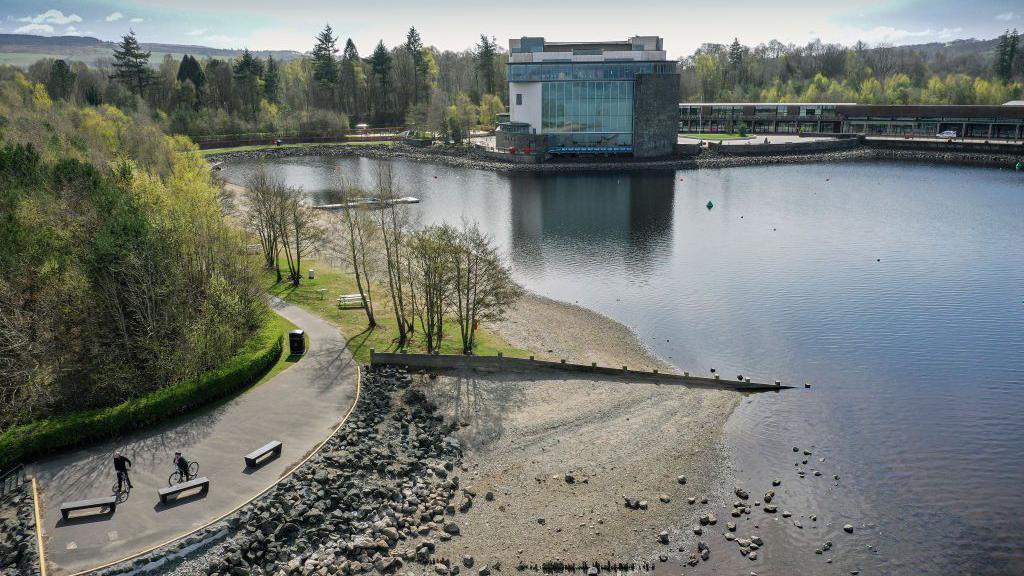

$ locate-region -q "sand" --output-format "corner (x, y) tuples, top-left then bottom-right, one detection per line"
(422, 292), (742, 568)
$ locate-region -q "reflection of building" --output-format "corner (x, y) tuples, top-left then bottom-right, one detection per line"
(498, 36), (679, 158)
(679, 103), (1024, 139)
(509, 173), (675, 275)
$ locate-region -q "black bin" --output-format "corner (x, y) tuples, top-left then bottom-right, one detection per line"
(288, 330), (305, 355)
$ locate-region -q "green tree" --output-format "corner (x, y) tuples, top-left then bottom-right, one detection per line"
(369, 40), (393, 118)
(406, 26), (428, 104)
(110, 30), (152, 96)
(340, 39), (363, 117)
(232, 49), (264, 121)
(263, 55), (280, 104)
(475, 35), (497, 95)
(48, 59), (75, 100)
(312, 24), (339, 109)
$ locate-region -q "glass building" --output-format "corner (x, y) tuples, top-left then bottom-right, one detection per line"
(499, 36), (679, 157)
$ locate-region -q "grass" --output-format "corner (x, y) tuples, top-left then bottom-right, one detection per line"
(262, 257), (532, 364)
(679, 133), (751, 140)
(201, 141), (396, 157)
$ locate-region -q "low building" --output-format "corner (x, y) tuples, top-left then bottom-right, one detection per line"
(678, 103), (1024, 139)
(498, 36), (679, 158)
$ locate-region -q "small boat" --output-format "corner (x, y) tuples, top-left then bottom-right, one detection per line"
(313, 197), (420, 210)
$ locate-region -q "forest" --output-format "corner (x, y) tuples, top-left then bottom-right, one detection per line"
(678, 31), (1023, 104)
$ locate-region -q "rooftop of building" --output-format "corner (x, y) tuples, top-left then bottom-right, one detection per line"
(508, 36), (666, 64)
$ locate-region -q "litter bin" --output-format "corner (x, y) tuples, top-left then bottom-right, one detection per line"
(308, 269), (315, 279)
(289, 329), (305, 355)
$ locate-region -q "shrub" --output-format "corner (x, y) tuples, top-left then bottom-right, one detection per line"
(0, 319), (283, 470)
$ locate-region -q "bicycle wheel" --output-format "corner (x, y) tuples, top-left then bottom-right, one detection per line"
(169, 471), (183, 486)
(189, 461), (198, 477)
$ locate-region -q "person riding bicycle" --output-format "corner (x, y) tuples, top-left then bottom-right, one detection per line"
(173, 451), (191, 480)
(113, 450), (133, 491)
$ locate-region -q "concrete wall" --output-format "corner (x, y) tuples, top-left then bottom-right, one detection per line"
(674, 143), (702, 157)
(709, 137), (861, 156)
(632, 74), (680, 158)
(865, 138), (1024, 155)
(509, 82), (542, 133)
(370, 351), (790, 392)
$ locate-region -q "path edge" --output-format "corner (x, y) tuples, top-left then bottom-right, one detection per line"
(62, 364), (363, 576)
(33, 475), (48, 576)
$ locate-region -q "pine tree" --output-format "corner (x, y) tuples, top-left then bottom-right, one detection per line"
(111, 30), (152, 96)
(406, 26), (428, 104)
(312, 25), (339, 86)
(475, 35), (497, 96)
(48, 59), (75, 100)
(370, 40), (392, 90)
(264, 55), (280, 104)
(233, 49), (264, 120)
(341, 38), (361, 114)
(176, 55), (205, 90)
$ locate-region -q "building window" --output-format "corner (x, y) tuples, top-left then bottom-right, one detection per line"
(540, 80), (633, 134)
(516, 94), (523, 106)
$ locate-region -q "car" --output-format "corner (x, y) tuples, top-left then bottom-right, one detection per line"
(936, 130), (958, 139)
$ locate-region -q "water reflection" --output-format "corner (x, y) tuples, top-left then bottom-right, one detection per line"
(509, 172), (675, 278)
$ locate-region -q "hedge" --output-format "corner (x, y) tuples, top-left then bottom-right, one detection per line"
(0, 319), (283, 470)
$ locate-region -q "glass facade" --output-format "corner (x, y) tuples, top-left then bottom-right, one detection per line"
(509, 61), (676, 82)
(542, 81), (633, 134)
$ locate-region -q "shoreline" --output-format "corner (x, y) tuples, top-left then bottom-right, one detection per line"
(206, 140), (1023, 173)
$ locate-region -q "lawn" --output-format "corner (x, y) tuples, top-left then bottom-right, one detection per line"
(679, 133), (752, 140)
(262, 257), (532, 364)
(250, 311), (302, 387)
(201, 141), (397, 157)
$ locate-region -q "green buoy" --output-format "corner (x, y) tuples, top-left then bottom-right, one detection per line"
(706, 200), (714, 210)
(1016, 161), (1022, 171)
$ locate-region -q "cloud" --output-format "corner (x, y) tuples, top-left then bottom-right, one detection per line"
(185, 29), (208, 36)
(18, 9), (82, 25)
(996, 12), (1018, 21)
(130, 18), (144, 23)
(105, 12), (123, 22)
(854, 26), (963, 45)
(14, 23), (55, 34)
(64, 26), (83, 36)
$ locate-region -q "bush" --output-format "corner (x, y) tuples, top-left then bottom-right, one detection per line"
(0, 319), (283, 470)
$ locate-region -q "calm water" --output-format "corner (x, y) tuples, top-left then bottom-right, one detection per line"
(222, 157), (1024, 575)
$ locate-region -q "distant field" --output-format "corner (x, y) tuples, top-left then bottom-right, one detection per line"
(0, 52), (61, 66)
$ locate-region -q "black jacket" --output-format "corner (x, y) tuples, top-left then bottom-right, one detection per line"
(113, 454), (132, 472)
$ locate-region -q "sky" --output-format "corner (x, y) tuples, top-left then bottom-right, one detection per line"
(0, 0), (1021, 57)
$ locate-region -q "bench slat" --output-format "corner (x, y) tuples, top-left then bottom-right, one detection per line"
(158, 476), (209, 503)
(61, 496), (116, 518)
(244, 440), (282, 466)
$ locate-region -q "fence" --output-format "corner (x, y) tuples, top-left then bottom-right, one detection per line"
(0, 463), (26, 500)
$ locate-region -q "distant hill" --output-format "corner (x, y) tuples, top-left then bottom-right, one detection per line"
(0, 34), (304, 67)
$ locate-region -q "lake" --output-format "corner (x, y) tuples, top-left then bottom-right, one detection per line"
(221, 156), (1024, 575)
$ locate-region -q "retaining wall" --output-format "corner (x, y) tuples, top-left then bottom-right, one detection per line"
(709, 137), (862, 156)
(865, 138), (1024, 155)
(370, 350), (791, 392)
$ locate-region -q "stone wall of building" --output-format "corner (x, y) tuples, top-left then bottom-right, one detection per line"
(632, 73), (680, 158)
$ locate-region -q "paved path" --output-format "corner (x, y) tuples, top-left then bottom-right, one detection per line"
(30, 298), (358, 576)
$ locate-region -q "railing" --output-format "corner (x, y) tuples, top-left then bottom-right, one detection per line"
(0, 463), (26, 500)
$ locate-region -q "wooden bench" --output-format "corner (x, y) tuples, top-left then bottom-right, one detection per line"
(244, 440), (283, 468)
(60, 496), (116, 519)
(336, 294), (368, 309)
(158, 476), (209, 504)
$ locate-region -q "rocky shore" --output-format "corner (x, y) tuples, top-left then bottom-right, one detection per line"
(0, 482), (39, 576)
(206, 141), (1021, 173)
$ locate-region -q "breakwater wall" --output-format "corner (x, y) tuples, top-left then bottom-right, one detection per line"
(709, 137), (862, 156)
(369, 350), (793, 392)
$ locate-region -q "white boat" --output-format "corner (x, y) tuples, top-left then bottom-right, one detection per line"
(313, 197), (420, 210)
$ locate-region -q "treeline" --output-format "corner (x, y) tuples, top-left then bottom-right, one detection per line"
(243, 164), (521, 354)
(680, 30), (1024, 104)
(20, 26), (508, 139)
(0, 69), (266, 430)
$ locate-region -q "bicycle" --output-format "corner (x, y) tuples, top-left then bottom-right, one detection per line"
(168, 460), (199, 486)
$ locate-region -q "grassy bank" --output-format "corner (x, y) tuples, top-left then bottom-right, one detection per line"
(264, 257), (531, 364)
(679, 133), (750, 140)
(202, 141), (397, 157)
(0, 312), (294, 470)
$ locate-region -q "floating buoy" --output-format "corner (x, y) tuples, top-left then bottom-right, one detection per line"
(1016, 161), (1022, 171)
(706, 200), (714, 209)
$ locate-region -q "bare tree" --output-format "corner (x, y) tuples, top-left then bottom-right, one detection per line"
(409, 224), (458, 353)
(373, 162), (415, 346)
(277, 189), (325, 287)
(450, 223), (522, 355)
(243, 165), (283, 282)
(326, 177), (380, 327)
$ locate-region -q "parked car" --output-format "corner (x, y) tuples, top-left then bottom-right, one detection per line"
(936, 130), (958, 139)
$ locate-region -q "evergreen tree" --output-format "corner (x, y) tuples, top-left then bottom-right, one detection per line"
(176, 54), (205, 90)
(475, 34), (497, 95)
(370, 40), (392, 90)
(233, 49), (264, 121)
(111, 30), (152, 96)
(264, 55), (280, 104)
(406, 26), (428, 104)
(340, 38), (361, 114)
(48, 59), (75, 100)
(312, 25), (339, 86)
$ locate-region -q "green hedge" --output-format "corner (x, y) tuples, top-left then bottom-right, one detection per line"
(0, 320), (283, 470)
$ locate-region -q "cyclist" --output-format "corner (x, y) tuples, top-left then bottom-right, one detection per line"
(173, 451), (191, 481)
(113, 450), (133, 491)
